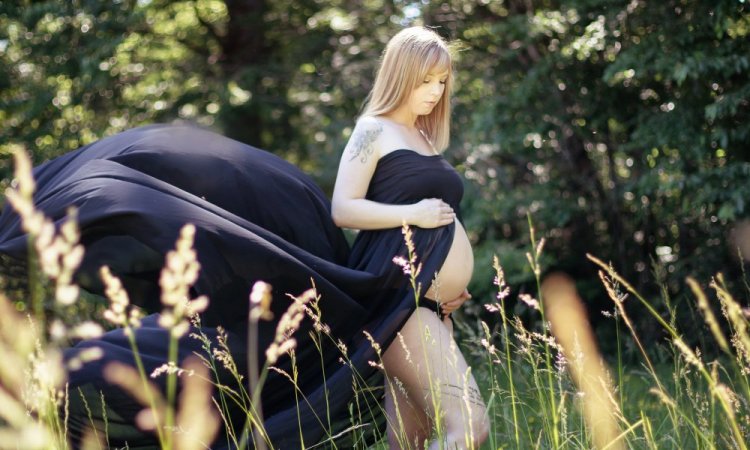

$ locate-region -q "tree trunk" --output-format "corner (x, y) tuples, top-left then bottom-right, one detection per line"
(220, 0), (268, 75)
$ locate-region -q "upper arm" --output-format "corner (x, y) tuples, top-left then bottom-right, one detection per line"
(332, 117), (384, 204)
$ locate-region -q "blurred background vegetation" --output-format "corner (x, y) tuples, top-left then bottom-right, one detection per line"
(1, 0), (748, 355)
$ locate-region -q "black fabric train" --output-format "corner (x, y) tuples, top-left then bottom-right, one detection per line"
(0, 124), (464, 449)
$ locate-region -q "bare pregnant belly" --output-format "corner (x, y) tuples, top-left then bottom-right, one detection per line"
(424, 219), (474, 303)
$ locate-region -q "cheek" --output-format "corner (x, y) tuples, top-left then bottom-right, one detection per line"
(414, 84), (432, 97)
(408, 88), (424, 105)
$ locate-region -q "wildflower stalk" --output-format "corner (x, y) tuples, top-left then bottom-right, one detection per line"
(248, 364), (271, 447)
(640, 412), (657, 450)
(165, 336), (179, 448)
(709, 275), (750, 427)
(587, 254), (677, 340)
(156, 224), (210, 449)
(596, 266), (667, 397)
(588, 255), (748, 450)
(290, 296), (392, 446)
(100, 265), (165, 445)
(246, 309), (261, 450)
(191, 324), (244, 446)
(650, 385), (711, 448)
(240, 280), (273, 450)
(236, 359), (272, 450)
(491, 255), (520, 448)
(686, 275), (750, 428)
(132, 333), (165, 442)
(305, 287), (333, 434)
(292, 352), (303, 447)
(27, 239), (44, 324)
(241, 287), (314, 449)
(5, 147), (88, 446)
(479, 326), (498, 450)
(711, 274), (750, 366)
(614, 306), (624, 409)
(7, 148), (85, 324)
(527, 214), (559, 448)
(6, 148), (43, 324)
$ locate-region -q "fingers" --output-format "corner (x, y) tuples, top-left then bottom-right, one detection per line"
(442, 300), (459, 310)
(442, 300), (461, 312)
(439, 290), (472, 314)
(442, 305), (458, 315)
(416, 199), (456, 228)
(434, 199), (454, 213)
(439, 204), (456, 225)
(439, 216), (455, 226)
(440, 300), (463, 314)
(442, 293), (468, 309)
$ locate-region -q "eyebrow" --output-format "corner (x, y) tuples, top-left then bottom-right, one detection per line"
(425, 72), (450, 78)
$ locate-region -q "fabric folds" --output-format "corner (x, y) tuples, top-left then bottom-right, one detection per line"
(0, 124), (460, 449)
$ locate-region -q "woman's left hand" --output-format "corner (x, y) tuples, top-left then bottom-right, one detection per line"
(440, 289), (471, 316)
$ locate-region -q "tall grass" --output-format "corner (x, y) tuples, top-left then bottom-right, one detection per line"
(1, 146), (749, 449)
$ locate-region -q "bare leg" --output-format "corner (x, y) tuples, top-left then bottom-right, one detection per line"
(382, 307), (490, 449)
(384, 374), (431, 448)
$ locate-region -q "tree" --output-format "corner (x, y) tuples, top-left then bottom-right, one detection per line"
(421, 0), (750, 343)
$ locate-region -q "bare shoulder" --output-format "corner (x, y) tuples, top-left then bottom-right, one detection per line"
(345, 116), (385, 164)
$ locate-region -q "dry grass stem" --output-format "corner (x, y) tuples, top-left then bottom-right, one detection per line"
(266, 288), (316, 365)
(542, 272), (624, 450)
(687, 277), (730, 353)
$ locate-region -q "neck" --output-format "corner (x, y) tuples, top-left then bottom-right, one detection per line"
(384, 106), (417, 129)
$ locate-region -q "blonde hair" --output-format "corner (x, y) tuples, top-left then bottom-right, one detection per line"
(361, 27), (454, 152)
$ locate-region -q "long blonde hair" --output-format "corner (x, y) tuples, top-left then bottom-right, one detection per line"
(360, 27), (454, 152)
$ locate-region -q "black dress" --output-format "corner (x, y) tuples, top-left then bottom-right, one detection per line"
(0, 124), (464, 449)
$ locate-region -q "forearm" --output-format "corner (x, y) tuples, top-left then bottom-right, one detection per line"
(331, 198), (413, 230)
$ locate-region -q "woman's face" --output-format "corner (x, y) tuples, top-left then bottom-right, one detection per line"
(407, 69), (449, 116)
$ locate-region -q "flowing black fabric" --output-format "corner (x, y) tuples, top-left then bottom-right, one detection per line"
(0, 124), (464, 449)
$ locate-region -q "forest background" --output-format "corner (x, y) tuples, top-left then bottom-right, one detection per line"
(1, 0), (749, 357)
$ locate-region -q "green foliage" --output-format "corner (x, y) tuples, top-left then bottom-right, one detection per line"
(422, 1), (750, 344)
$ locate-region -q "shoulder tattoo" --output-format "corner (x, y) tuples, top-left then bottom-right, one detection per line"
(347, 122), (383, 163)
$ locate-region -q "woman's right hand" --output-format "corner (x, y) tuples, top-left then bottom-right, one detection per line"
(411, 198), (455, 228)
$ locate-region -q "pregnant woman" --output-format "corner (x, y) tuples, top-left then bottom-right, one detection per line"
(0, 27), (488, 449)
(333, 27), (488, 448)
